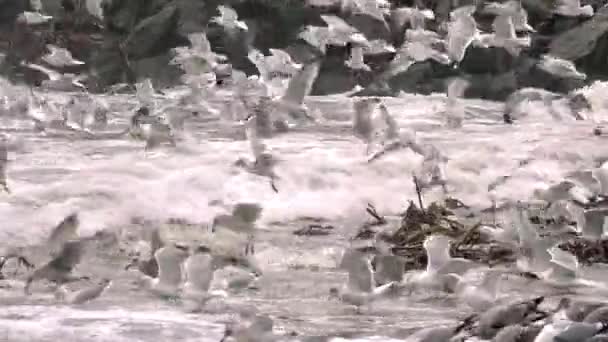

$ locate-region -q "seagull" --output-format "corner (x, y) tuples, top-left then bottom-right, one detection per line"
(21, 62), (87, 91)
(400, 234), (475, 295)
(221, 313), (276, 342)
(125, 227), (164, 279)
(352, 97), (382, 154)
(492, 323), (543, 341)
(47, 213), (80, 257)
(132, 243), (189, 299)
(537, 55), (587, 80)
(42, 45), (85, 68)
(444, 269), (505, 311)
(404, 316), (475, 342)
(211, 5), (249, 33)
(535, 319), (607, 342)
(211, 203), (263, 255)
(181, 245), (228, 311)
(444, 77), (469, 128)
(17, 11), (52, 25)
(539, 246), (606, 289)
(273, 57), (322, 122)
(390, 6), (435, 33)
(382, 28), (449, 78)
(25, 238), (94, 295)
(0, 135), (9, 193)
(298, 25), (331, 53)
(475, 296), (545, 339)
(54, 278), (112, 305)
(553, 0), (594, 17)
(367, 103), (422, 163)
(345, 43), (371, 71)
(320, 15), (367, 47)
(446, 5), (480, 66)
(479, 14), (531, 56)
(329, 250), (396, 313)
(128, 106), (176, 150)
(268, 48), (302, 75)
(484, 0), (535, 32)
(236, 112), (280, 192)
(171, 32), (228, 73)
(583, 208), (608, 239)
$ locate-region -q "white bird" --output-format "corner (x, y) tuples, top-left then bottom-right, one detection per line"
(401, 234), (475, 294)
(479, 14), (531, 56)
(447, 5), (480, 65)
(484, 0), (535, 32)
(84, 0), (104, 20)
(329, 251), (396, 313)
(181, 246), (228, 312)
(363, 39), (396, 55)
(212, 203), (263, 256)
(54, 278), (112, 305)
(537, 55), (587, 80)
(390, 6), (435, 32)
(352, 97), (381, 154)
(172, 32), (227, 73)
(367, 103), (422, 163)
(43, 45), (85, 68)
(476, 296), (544, 339)
(135, 78), (156, 109)
(268, 48), (302, 75)
(553, 0), (594, 17)
(345, 44), (371, 71)
(383, 28), (449, 78)
(133, 244), (189, 299)
(211, 5), (248, 32)
(0, 135), (9, 193)
(21, 62), (87, 91)
(535, 319), (606, 342)
(540, 245), (606, 289)
(17, 11), (52, 25)
(583, 208), (608, 240)
(222, 313), (277, 342)
(298, 25), (331, 53)
(273, 58), (322, 122)
(444, 269), (505, 311)
(445, 77), (469, 128)
(320, 15), (366, 47)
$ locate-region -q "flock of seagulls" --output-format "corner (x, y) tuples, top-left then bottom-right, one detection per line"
(0, 0), (607, 341)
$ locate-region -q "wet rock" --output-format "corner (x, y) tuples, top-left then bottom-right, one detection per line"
(549, 6), (608, 76)
(123, 4), (180, 60)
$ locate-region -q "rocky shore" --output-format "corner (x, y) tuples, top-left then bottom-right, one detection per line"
(1, 0), (607, 100)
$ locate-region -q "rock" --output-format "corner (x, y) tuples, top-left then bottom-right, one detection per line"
(123, 4), (180, 60)
(549, 6), (608, 73)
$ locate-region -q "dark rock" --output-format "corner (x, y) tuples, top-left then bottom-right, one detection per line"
(123, 4), (180, 60)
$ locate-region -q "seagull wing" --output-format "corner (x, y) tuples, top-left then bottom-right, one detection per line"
(218, 5), (238, 22)
(48, 240), (86, 272)
(447, 16), (477, 63)
(184, 253), (214, 292)
(154, 246), (185, 288)
(245, 116), (266, 160)
(21, 62), (61, 81)
(189, 33), (212, 54)
(321, 14), (357, 34)
(492, 14), (516, 39)
(548, 246), (579, 272)
(280, 58), (321, 107)
(447, 77), (470, 100)
(377, 103), (399, 140)
(346, 254), (374, 293)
